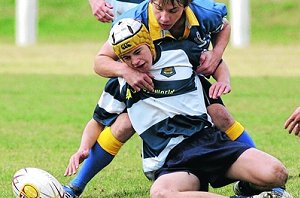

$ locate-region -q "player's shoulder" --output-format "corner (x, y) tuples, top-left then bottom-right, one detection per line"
(104, 77), (126, 94)
(190, 0), (227, 17)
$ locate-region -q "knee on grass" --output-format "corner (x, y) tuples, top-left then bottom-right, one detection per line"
(265, 161), (288, 187)
(253, 157), (288, 188)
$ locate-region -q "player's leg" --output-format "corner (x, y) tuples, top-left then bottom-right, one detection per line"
(64, 113), (134, 197)
(109, 112), (135, 142)
(150, 172), (230, 198)
(207, 103), (256, 147)
(200, 76), (256, 147)
(226, 148), (292, 197)
(149, 172), (268, 198)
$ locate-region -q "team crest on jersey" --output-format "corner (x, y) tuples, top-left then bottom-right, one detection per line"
(160, 67), (176, 77)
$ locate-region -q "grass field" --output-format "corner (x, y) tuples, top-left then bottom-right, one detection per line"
(1, 43), (300, 197)
(1, 0), (300, 197)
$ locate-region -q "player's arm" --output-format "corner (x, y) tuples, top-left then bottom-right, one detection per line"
(198, 18), (231, 76)
(94, 41), (154, 92)
(209, 59), (231, 99)
(77, 119), (103, 158)
(89, 0), (114, 22)
(188, 40), (231, 99)
(64, 119), (104, 176)
(211, 18), (231, 63)
(64, 77), (128, 176)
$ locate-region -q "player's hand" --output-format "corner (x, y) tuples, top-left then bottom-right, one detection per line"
(89, 0), (114, 23)
(196, 50), (221, 76)
(284, 107), (300, 137)
(64, 149), (89, 176)
(122, 67), (154, 92)
(209, 81), (231, 99)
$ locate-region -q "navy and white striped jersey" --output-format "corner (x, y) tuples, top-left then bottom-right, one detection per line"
(94, 39), (213, 176)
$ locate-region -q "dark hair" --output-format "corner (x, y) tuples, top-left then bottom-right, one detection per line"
(151, 0), (191, 8)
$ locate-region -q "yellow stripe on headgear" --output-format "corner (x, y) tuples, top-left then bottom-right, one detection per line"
(108, 18), (156, 60)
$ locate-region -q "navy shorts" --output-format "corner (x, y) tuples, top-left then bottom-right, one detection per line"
(154, 127), (251, 188)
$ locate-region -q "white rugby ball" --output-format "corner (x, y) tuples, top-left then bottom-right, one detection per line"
(12, 167), (65, 198)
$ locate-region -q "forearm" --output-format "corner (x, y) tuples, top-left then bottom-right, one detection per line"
(211, 19), (231, 60)
(93, 41), (129, 78)
(212, 60), (230, 84)
(78, 119), (104, 151)
(94, 54), (129, 78)
(207, 60), (231, 99)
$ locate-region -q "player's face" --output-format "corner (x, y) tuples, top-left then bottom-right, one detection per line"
(121, 45), (153, 73)
(151, 0), (185, 30)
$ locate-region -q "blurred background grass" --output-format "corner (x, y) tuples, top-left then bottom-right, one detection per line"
(1, 0), (300, 44)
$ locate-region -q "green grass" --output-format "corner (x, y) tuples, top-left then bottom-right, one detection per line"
(1, 73), (300, 197)
(1, 0), (300, 197)
(1, 0), (300, 44)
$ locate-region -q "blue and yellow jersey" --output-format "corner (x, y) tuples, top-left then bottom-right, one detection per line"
(93, 39), (212, 177)
(114, 0), (227, 48)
